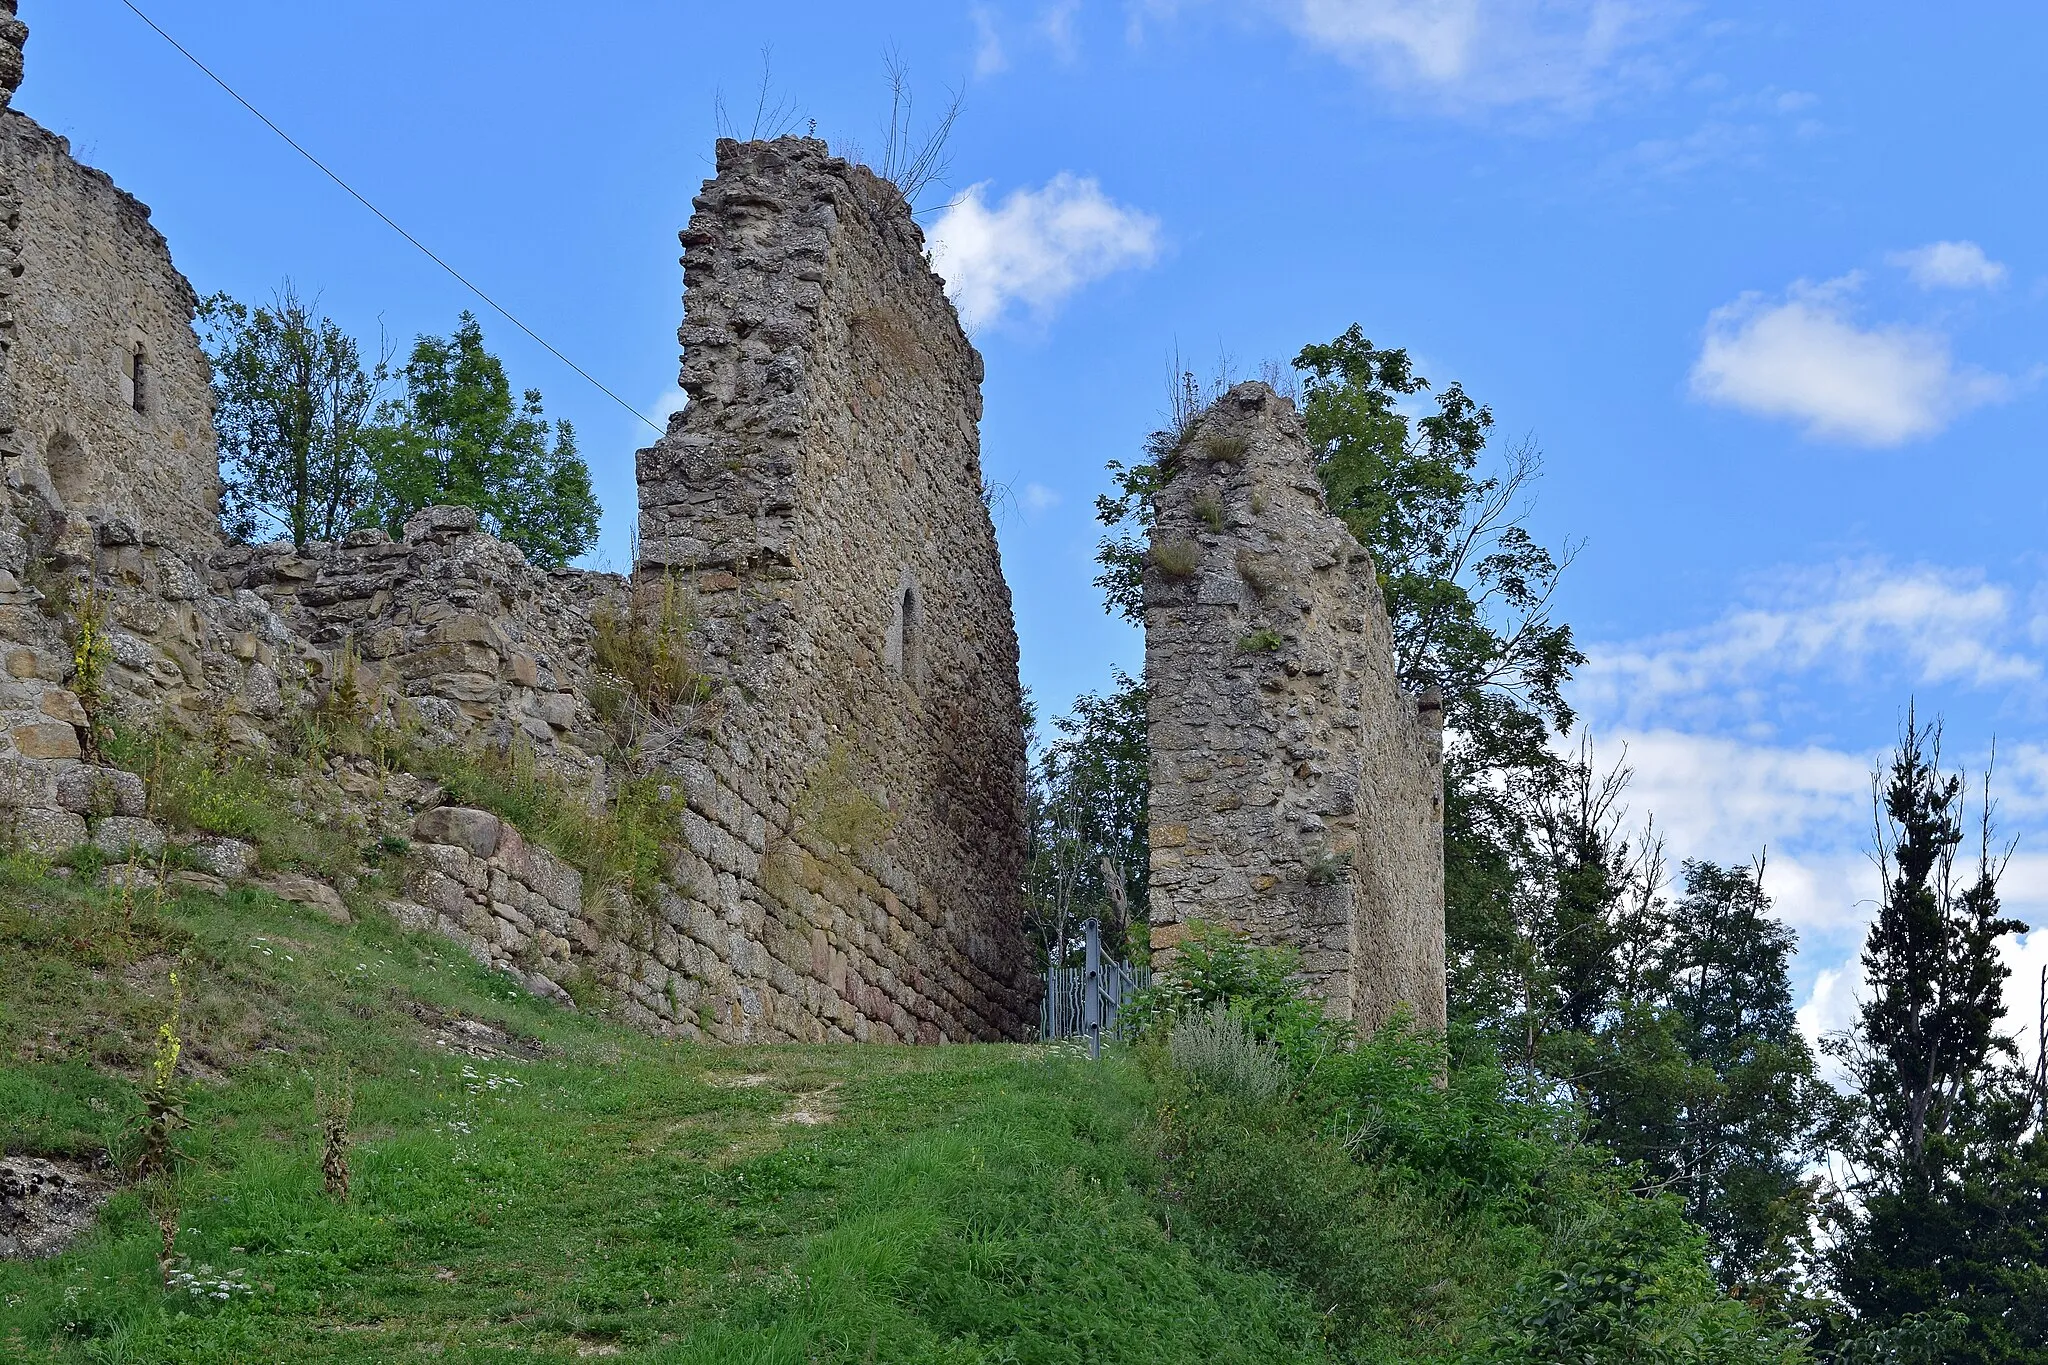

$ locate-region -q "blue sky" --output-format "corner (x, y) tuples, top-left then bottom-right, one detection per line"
(27, 0), (2048, 1049)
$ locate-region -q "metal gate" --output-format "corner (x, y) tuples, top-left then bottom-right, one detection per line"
(1039, 917), (1149, 1057)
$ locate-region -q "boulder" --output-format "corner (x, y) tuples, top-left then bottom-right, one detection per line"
(414, 806), (503, 860)
(89, 816), (165, 860)
(187, 836), (258, 881)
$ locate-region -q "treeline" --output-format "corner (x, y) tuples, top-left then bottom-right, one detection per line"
(200, 287), (600, 567)
(1033, 329), (2048, 1362)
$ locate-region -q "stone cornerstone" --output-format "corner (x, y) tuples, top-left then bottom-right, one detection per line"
(1144, 382), (1447, 1033)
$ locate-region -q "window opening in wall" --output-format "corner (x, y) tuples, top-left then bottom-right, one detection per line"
(901, 584), (921, 689)
(886, 575), (925, 692)
(129, 345), (147, 414)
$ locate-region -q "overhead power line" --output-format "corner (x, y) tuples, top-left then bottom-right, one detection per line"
(115, 0), (662, 435)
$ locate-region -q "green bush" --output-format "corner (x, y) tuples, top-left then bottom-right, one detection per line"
(1128, 922), (1345, 1065)
(1168, 1004), (1288, 1103)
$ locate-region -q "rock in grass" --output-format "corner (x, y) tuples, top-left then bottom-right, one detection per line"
(260, 873), (351, 925)
(187, 836), (258, 881)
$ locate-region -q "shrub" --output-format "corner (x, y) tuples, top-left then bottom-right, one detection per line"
(1151, 537), (1200, 579)
(1127, 922), (1343, 1067)
(1168, 1004), (1287, 1103)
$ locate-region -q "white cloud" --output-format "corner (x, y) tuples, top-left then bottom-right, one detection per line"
(1579, 562), (2039, 728)
(971, 6), (1008, 76)
(1888, 239), (2008, 291)
(928, 174), (1162, 331)
(1040, 0), (1083, 61)
(1597, 729), (1872, 869)
(1277, 0), (1672, 109)
(1021, 481), (1062, 512)
(645, 386), (686, 431)
(1690, 274), (2009, 445)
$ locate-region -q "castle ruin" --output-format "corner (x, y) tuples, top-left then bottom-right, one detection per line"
(0, 0), (1438, 1045)
(1144, 384), (1447, 1033)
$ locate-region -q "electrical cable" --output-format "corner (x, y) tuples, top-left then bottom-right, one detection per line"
(115, 0), (662, 434)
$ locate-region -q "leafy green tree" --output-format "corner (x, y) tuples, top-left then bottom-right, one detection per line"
(1824, 713), (2048, 1363)
(368, 312), (599, 567)
(199, 286), (386, 549)
(1025, 670), (1148, 963)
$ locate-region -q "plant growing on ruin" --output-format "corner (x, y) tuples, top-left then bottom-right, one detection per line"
(796, 743), (898, 856)
(67, 577), (113, 758)
(1199, 432), (1249, 464)
(1192, 489), (1227, 534)
(1235, 549), (1284, 596)
(591, 572), (711, 729)
(1235, 627), (1284, 654)
(1305, 846), (1352, 886)
(1151, 537), (1199, 580)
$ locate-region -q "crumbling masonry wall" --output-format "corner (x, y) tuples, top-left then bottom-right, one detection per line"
(0, 4), (219, 556)
(634, 137), (1035, 1043)
(1145, 383), (1447, 1033)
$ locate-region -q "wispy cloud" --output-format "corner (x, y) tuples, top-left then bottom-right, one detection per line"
(1690, 273), (2009, 445)
(1579, 561), (2040, 728)
(1040, 0), (1083, 61)
(1274, 0), (1677, 110)
(929, 174), (1162, 331)
(1888, 239), (2009, 291)
(971, 5), (1008, 76)
(1021, 481), (1062, 513)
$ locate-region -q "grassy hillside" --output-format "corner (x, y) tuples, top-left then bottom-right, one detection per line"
(0, 855), (1800, 1362)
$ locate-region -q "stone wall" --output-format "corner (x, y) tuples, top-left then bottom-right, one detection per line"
(1144, 382), (1446, 1033)
(633, 137), (1035, 1043)
(216, 505), (620, 774)
(0, 4), (220, 556)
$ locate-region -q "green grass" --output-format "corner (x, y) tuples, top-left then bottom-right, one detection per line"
(0, 858), (1326, 1362)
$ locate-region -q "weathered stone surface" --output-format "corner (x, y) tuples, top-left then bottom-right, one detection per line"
(89, 814), (163, 859)
(187, 836), (256, 881)
(1145, 383), (1446, 1033)
(261, 873), (350, 924)
(11, 720), (78, 759)
(414, 806), (503, 860)
(0, 91), (220, 552)
(0, 1156), (109, 1261)
(630, 137), (1035, 1042)
(10, 804), (81, 855)
(54, 763), (146, 816)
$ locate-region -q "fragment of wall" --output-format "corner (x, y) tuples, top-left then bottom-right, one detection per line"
(1144, 382), (1447, 1033)
(216, 506), (618, 772)
(0, 104), (220, 557)
(634, 136), (1035, 1044)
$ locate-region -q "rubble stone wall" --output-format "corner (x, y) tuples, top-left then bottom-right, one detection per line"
(217, 506), (621, 774)
(633, 137), (1035, 1043)
(0, 72), (220, 555)
(1144, 383), (1447, 1033)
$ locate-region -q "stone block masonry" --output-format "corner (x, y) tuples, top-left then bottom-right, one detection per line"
(634, 137), (1036, 1043)
(1145, 382), (1447, 1034)
(0, 1), (220, 556)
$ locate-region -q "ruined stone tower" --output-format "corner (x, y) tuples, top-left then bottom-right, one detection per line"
(633, 138), (1035, 1042)
(1145, 383), (1446, 1033)
(0, 2), (220, 555)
